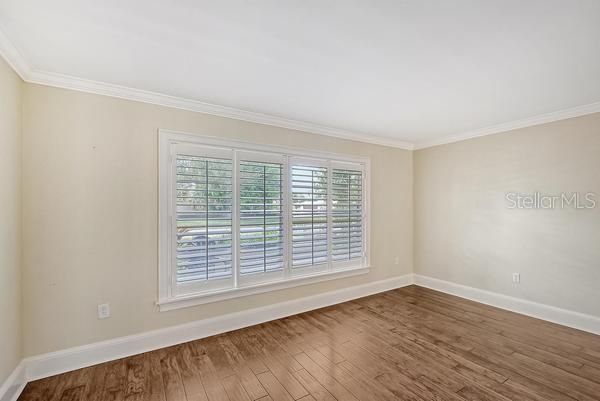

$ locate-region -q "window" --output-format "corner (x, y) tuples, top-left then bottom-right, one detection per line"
(159, 131), (370, 310)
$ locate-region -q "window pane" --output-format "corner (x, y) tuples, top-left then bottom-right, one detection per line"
(291, 165), (328, 267)
(239, 160), (284, 275)
(176, 155), (233, 283)
(332, 168), (363, 261)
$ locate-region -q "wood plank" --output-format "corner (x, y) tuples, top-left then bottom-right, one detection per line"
(256, 371), (295, 401)
(58, 386), (85, 401)
(216, 333), (269, 399)
(158, 348), (187, 401)
(101, 359), (127, 401)
(124, 353), (147, 401)
(189, 343), (231, 401)
(147, 351), (167, 401)
(293, 353), (359, 401)
(174, 344), (209, 401)
(292, 369), (336, 401)
(222, 375), (252, 401)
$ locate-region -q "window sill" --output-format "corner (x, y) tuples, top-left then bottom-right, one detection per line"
(157, 266), (370, 312)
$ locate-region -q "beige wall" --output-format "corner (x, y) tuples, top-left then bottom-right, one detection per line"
(16, 70), (600, 360)
(0, 58), (22, 383)
(415, 113), (600, 317)
(21, 83), (413, 356)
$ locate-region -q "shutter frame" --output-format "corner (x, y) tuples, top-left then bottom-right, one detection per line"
(171, 145), (235, 296)
(237, 152), (285, 283)
(289, 158), (330, 274)
(331, 166), (364, 263)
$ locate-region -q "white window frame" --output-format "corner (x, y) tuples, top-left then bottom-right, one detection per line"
(158, 129), (371, 311)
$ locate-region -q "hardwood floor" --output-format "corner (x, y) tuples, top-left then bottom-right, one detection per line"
(19, 285), (600, 401)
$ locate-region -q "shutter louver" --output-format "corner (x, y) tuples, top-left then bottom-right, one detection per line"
(332, 168), (363, 261)
(175, 155), (233, 283)
(291, 165), (328, 267)
(239, 160), (284, 275)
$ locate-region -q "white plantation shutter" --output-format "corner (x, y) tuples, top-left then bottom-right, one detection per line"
(239, 156), (284, 275)
(290, 163), (329, 268)
(332, 167), (363, 262)
(159, 132), (370, 306)
(175, 153), (233, 285)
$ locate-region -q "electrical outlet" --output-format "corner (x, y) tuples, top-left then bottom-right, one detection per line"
(394, 256), (400, 265)
(97, 303), (111, 319)
(512, 273), (520, 284)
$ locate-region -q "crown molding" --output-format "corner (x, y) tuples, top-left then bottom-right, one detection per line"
(413, 101), (600, 150)
(25, 65), (600, 152)
(0, 26), (414, 150)
(3, 26), (600, 151)
(24, 69), (415, 150)
(0, 27), (30, 80)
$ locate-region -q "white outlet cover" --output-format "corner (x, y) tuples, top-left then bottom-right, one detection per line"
(512, 273), (521, 283)
(97, 303), (111, 319)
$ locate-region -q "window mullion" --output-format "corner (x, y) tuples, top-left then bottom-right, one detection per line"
(283, 155), (291, 278)
(327, 161), (333, 270)
(169, 150), (177, 299)
(233, 150), (240, 289)
(363, 171), (368, 266)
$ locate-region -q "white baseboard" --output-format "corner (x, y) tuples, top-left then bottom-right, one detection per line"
(0, 362), (26, 401)
(11, 272), (597, 401)
(23, 274), (413, 382)
(414, 274), (600, 335)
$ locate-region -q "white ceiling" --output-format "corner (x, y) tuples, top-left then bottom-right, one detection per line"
(1, 0), (600, 148)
